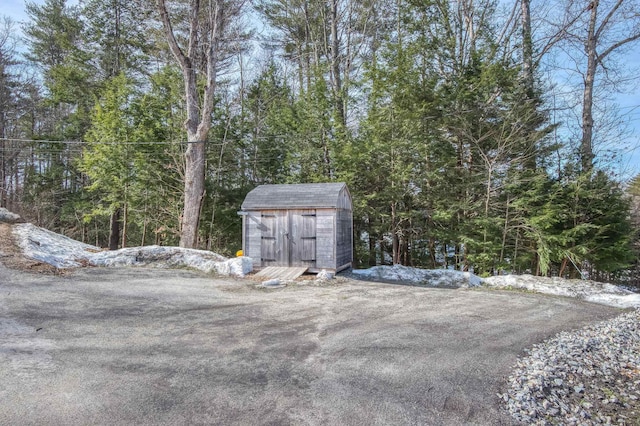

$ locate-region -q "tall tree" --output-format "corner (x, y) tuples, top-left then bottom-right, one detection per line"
(156, 0), (245, 248)
(0, 17), (22, 209)
(79, 73), (135, 250)
(578, 0), (640, 171)
(538, 0), (640, 172)
(82, 0), (153, 79)
(23, 0), (93, 140)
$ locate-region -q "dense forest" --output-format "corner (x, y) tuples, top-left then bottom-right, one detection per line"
(1, 0), (640, 282)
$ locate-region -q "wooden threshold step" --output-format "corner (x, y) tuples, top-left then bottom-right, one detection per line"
(255, 266), (308, 281)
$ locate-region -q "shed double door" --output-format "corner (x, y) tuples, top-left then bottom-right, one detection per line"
(261, 209), (316, 267)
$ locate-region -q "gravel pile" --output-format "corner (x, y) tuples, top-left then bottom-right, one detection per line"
(500, 310), (640, 425)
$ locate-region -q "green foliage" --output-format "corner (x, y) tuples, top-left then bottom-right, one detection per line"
(79, 71), (184, 247)
(516, 170), (633, 277)
(79, 73), (135, 229)
(7, 0), (635, 282)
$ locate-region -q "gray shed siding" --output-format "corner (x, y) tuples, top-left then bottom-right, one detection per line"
(315, 210), (335, 270)
(336, 208), (353, 268)
(241, 183), (352, 272)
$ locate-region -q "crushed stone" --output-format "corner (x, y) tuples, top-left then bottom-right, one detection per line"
(500, 309), (640, 425)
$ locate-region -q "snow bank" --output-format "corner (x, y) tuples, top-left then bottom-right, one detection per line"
(14, 223), (98, 268)
(10, 219), (640, 304)
(12, 223), (252, 277)
(484, 274), (640, 309)
(0, 208), (22, 223)
(352, 265), (639, 309)
(352, 264), (482, 288)
(90, 246), (224, 267)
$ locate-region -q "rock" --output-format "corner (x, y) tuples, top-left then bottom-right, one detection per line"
(316, 269), (334, 281)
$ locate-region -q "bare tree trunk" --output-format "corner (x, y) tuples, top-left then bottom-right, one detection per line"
(368, 219), (376, 266)
(157, 0), (228, 248)
(391, 202), (399, 265)
(521, 0), (533, 95)
(500, 194), (510, 265)
(109, 208), (121, 250)
(121, 201), (128, 248)
(559, 257), (568, 277)
(581, 0), (598, 172)
(577, 0), (640, 171)
(330, 0), (345, 127)
(181, 140), (207, 248)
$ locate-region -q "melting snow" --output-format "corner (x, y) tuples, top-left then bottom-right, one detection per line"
(352, 266), (639, 309)
(0, 208), (22, 223)
(6, 216), (640, 307)
(12, 223), (251, 277)
(14, 223), (98, 268)
(352, 264), (482, 288)
(484, 274), (640, 309)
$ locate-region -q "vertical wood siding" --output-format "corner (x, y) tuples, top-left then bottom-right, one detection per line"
(260, 210), (288, 266)
(290, 209), (317, 267)
(336, 208), (353, 267)
(242, 183), (353, 271)
(315, 210), (335, 269)
(245, 212), (262, 266)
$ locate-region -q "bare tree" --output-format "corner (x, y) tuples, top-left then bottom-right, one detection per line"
(0, 17), (21, 209)
(537, 0), (640, 172)
(156, 0), (244, 248)
(578, 0), (640, 171)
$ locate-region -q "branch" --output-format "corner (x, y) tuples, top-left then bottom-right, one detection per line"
(187, 0), (200, 59)
(197, 0), (223, 136)
(156, 0), (189, 69)
(597, 32), (640, 64)
(495, 0), (519, 49)
(595, 0), (624, 41)
(536, 4), (589, 61)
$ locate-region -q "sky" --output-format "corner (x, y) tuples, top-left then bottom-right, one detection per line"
(2, 0), (640, 179)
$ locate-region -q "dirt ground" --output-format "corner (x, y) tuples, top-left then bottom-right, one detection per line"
(0, 218), (628, 424)
(0, 263), (622, 425)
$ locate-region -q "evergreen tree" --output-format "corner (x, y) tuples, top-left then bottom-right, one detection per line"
(79, 73), (135, 249)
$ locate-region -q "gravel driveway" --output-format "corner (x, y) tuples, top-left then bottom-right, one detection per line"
(0, 265), (621, 425)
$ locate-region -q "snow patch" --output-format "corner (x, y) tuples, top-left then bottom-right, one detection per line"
(352, 265), (639, 309)
(484, 274), (640, 309)
(0, 208), (22, 223)
(214, 256), (253, 277)
(14, 223), (98, 268)
(352, 264), (482, 288)
(12, 223), (251, 277)
(261, 279), (282, 287)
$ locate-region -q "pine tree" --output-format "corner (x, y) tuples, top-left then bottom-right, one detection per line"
(79, 73), (135, 249)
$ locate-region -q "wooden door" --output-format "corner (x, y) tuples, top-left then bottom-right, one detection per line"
(260, 211), (288, 266)
(289, 209), (316, 267)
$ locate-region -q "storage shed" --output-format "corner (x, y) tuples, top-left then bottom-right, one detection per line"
(240, 183), (353, 273)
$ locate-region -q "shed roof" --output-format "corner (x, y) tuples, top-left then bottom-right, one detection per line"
(241, 183), (349, 210)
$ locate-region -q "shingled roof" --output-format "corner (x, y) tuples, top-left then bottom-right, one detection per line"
(241, 183), (348, 210)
